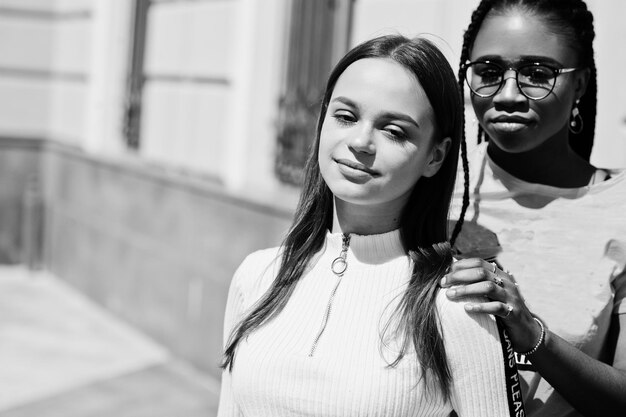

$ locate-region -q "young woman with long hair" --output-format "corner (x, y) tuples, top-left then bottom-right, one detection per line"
(217, 34), (522, 416)
(445, 1), (626, 416)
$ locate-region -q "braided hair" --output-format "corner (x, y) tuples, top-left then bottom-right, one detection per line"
(453, 0), (597, 241)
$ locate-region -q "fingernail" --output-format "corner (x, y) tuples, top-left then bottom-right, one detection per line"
(465, 304), (474, 311)
(440, 276), (447, 286)
(446, 289), (456, 298)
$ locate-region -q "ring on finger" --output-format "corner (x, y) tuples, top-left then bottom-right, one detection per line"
(504, 304), (513, 318)
(505, 270), (518, 285)
(490, 262), (497, 274)
(493, 275), (504, 287)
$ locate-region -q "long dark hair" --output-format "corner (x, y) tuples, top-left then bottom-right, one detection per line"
(459, 0), (597, 160)
(221, 35), (463, 399)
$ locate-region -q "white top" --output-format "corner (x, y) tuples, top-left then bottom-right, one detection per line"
(451, 143), (626, 417)
(218, 230), (514, 417)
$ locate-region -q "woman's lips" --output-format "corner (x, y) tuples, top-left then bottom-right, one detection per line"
(335, 158), (379, 178)
(490, 116), (532, 133)
(491, 115), (531, 124)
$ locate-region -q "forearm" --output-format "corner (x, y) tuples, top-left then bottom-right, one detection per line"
(530, 330), (626, 416)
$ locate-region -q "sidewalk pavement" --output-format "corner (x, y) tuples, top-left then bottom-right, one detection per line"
(0, 265), (220, 417)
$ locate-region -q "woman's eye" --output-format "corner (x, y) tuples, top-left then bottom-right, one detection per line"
(478, 68), (500, 79)
(520, 65), (554, 84)
(530, 69), (552, 81)
(384, 125), (408, 141)
(332, 111), (356, 125)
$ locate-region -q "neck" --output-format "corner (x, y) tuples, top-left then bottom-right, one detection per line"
(487, 127), (595, 187)
(331, 196), (405, 235)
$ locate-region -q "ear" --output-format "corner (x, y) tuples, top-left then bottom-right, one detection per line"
(422, 137), (452, 178)
(574, 67), (591, 101)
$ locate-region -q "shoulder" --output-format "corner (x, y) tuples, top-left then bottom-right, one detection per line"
(237, 247), (282, 272)
(435, 290), (507, 388)
(230, 247), (282, 302)
(586, 169), (626, 209)
(436, 290), (499, 344)
(435, 287), (477, 319)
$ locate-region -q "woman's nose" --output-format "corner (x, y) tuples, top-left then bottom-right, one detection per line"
(348, 127), (376, 154)
(493, 71), (526, 104)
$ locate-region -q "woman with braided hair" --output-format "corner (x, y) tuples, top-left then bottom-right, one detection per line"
(444, 0), (626, 416)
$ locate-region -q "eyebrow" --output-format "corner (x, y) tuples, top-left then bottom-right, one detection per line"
(472, 55), (565, 67)
(331, 96), (421, 128)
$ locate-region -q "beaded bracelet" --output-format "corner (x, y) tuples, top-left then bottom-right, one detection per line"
(518, 317), (546, 357)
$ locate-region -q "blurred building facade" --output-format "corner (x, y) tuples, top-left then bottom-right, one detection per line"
(0, 0), (624, 382)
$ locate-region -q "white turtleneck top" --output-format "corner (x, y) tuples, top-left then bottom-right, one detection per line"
(217, 230), (513, 417)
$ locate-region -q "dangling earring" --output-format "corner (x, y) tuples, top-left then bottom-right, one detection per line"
(569, 99), (584, 134)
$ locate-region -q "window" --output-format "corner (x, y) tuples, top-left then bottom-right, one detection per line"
(275, 0), (353, 185)
(123, 0), (149, 149)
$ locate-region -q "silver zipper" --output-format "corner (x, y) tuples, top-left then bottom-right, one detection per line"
(308, 233), (350, 357)
(308, 276), (342, 356)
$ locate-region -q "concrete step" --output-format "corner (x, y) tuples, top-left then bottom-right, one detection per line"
(0, 266), (220, 416)
(0, 362), (218, 417)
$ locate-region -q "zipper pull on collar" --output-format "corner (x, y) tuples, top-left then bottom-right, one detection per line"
(331, 233), (350, 277)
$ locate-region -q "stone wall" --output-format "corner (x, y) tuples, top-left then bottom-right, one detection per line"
(0, 138), (294, 379)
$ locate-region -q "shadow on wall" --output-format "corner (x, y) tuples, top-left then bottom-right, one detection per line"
(0, 137), (44, 267)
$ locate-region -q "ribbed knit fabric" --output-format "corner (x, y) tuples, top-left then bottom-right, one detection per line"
(218, 230), (511, 417)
